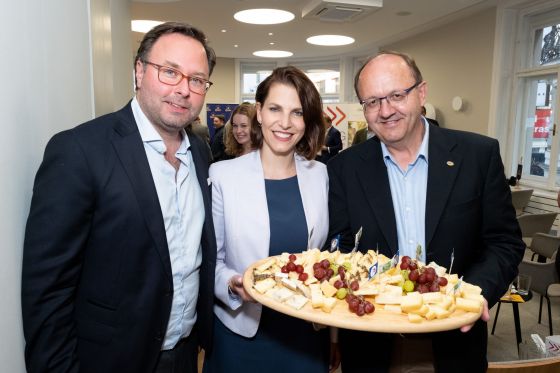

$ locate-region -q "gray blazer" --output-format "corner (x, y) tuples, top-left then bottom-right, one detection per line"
(209, 150), (329, 337)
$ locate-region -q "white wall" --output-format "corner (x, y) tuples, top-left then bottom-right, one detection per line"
(0, 0), (94, 370)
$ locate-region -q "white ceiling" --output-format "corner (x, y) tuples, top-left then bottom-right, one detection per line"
(131, 0), (497, 60)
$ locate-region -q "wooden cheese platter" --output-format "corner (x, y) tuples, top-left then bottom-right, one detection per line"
(243, 253), (483, 333)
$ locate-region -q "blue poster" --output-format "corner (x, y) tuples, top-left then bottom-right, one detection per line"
(206, 103), (238, 140)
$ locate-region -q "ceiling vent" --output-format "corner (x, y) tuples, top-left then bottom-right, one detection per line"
(302, 0), (383, 22)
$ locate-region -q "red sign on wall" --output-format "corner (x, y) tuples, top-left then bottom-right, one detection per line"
(533, 108), (551, 138)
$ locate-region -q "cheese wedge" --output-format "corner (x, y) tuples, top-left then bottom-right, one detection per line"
(256, 258), (277, 272)
(408, 304), (429, 316)
(253, 278), (276, 294)
(270, 287), (294, 303)
(320, 281), (338, 298)
(431, 305), (451, 319)
(285, 294), (308, 310)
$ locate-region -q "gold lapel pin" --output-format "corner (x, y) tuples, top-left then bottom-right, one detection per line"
(447, 161), (455, 167)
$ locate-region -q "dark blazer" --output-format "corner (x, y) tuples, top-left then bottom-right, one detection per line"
(22, 103), (217, 373)
(316, 126), (343, 164)
(327, 124), (524, 372)
(210, 125), (226, 162)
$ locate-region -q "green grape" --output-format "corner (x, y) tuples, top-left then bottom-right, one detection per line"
(329, 262), (339, 272)
(343, 262), (352, 271)
(336, 287), (348, 300)
(403, 280), (415, 293)
(401, 269), (410, 281)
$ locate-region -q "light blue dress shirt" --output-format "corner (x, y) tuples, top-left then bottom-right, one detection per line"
(381, 119), (429, 262)
(132, 98), (204, 350)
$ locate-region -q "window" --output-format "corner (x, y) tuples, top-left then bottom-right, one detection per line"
(509, 5), (560, 189)
(239, 60), (341, 103)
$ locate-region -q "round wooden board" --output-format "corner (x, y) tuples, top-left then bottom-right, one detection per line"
(243, 255), (482, 333)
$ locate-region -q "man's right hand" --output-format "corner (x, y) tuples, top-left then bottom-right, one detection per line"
(229, 274), (254, 302)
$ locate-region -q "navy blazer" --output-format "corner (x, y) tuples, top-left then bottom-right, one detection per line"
(22, 103), (217, 373)
(327, 124), (524, 371)
(316, 126), (342, 164)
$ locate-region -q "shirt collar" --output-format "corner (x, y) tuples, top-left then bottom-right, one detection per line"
(131, 96), (190, 156)
(381, 118), (430, 166)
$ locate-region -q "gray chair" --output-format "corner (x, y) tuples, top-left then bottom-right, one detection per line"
(529, 233), (560, 261)
(518, 248), (559, 336)
(517, 212), (557, 247)
(510, 188), (533, 216)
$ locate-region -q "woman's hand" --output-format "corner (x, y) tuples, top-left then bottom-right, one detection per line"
(228, 274), (255, 302)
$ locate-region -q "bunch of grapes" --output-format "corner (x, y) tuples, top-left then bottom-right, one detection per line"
(345, 294), (375, 317)
(312, 259), (335, 282)
(399, 256), (448, 294)
(281, 254), (308, 282)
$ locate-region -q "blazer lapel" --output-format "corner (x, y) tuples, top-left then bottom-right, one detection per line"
(111, 105), (172, 281)
(356, 139), (399, 254)
(425, 128), (461, 249)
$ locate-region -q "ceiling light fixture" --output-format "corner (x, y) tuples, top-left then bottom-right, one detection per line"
(234, 9), (295, 25)
(221, 29), (227, 33)
(306, 35), (355, 46)
(253, 50), (293, 58)
(131, 20), (164, 33)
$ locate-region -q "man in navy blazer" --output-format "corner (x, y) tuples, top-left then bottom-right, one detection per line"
(316, 115), (343, 164)
(22, 23), (217, 373)
(328, 51), (524, 372)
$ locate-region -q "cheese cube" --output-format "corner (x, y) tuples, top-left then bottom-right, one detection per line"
(456, 297), (482, 313)
(321, 297), (337, 313)
(383, 304), (402, 314)
(422, 292), (443, 304)
(309, 284), (324, 308)
(375, 293), (402, 304)
(408, 313), (424, 323)
(270, 287), (294, 303)
(408, 304), (429, 316)
(401, 293), (423, 312)
(256, 258), (277, 272)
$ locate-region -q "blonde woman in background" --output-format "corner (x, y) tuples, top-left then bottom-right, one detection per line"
(224, 102), (256, 158)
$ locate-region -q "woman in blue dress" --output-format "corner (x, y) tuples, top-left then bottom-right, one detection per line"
(204, 66), (334, 372)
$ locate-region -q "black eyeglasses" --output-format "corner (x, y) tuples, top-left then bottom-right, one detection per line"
(143, 60), (213, 95)
(360, 81), (421, 114)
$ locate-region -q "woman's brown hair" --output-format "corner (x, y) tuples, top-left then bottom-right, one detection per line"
(224, 102), (256, 157)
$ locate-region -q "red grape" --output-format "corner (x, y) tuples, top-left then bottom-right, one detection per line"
(401, 256), (411, 264)
(429, 282), (440, 292)
(289, 254), (297, 262)
(417, 284), (430, 293)
(348, 299), (359, 312)
(438, 277), (448, 286)
(313, 262), (321, 271)
(364, 301), (375, 314)
(321, 259), (330, 269)
(417, 273), (427, 284)
(298, 273), (308, 282)
(408, 269), (419, 281)
(400, 261), (410, 270)
(281, 265), (288, 273)
(425, 272), (435, 283)
(356, 304), (365, 316)
(295, 264), (304, 274)
(286, 262), (296, 272)
(326, 268), (334, 279)
(334, 280), (344, 289)
(350, 280), (359, 291)
(314, 268), (326, 280)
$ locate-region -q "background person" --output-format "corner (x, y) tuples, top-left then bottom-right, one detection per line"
(316, 114), (343, 164)
(21, 22), (217, 373)
(211, 114), (227, 161)
(327, 51), (524, 372)
(203, 66), (334, 373)
(224, 102), (256, 158)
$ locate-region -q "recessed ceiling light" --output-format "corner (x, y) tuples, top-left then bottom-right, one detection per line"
(306, 35), (355, 46)
(268, 32), (274, 36)
(131, 20), (164, 33)
(234, 44), (239, 48)
(269, 42), (275, 45)
(234, 9), (295, 25)
(253, 50), (293, 58)
(221, 29), (227, 33)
